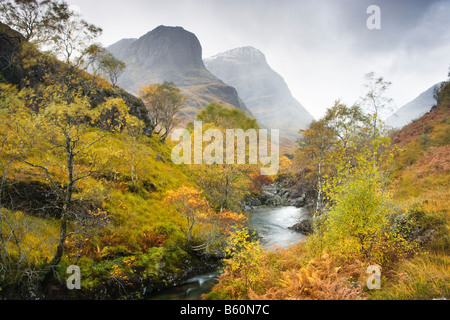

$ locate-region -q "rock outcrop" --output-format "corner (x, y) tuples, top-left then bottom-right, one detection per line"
(289, 219), (314, 235)
(0, 22), (25, 84)
(245, 182), (307, 210)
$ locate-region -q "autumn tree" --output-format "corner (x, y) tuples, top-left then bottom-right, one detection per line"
(0, 0), (101, 65)
(191, 208), (247, 254)
(0, 84), (27, 205)
(360, 72), (393, 139)
(23, 90), (121, 275)
(322, 100), (370, 152)
(222, 228), (264, 299)
(195, 102), (258, 131)
(163, 186), (247, 253)
(139, 81), (187, 142)
(317, 152), (392, 260)
(188, 104), (260, 213)
(44, 1), (102, 66)
(2, 0), (103, 105)
(432, 85), (441, 106)
(0, 0), (52, 44)
(306, 129), (414, 266)
(93, 96), (130, 132)
(296, 101), (371, 215)
(82, 43), (105, 75)
(2, 0), (102, 88)
(98, 52), (126, 87)
(0, 84), (92, 288)
(163, 186), (210, 246)
(195, 163), (250, 213)
(0, 84), (38, 280)
(82, 45), (126, 87)
(249, 170), (274, 194)
(123, 116), (145, 188)
(297, 118), (335, 214)
(358, 73), (395, 173)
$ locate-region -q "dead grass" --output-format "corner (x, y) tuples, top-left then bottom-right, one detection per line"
(369, 252), (450, 300)
(249, 254), (366, 300)
(392, 104), (449, 148)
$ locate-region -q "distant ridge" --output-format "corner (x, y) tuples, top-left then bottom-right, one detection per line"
(386, 82), (442, 129)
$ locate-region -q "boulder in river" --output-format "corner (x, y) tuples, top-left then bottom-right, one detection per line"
(289, 219), (314, 235)
(289, 194), (306, 208)
(258, 183), (298, 207)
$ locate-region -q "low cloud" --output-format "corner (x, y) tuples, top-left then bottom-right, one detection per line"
(67, 0), (450, 118)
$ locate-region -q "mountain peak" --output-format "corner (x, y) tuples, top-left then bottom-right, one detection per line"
(147, 25), (193, 38)
(207, 46), (266, 64)
(153, 25), (186, 31)
(205, 47), (314, 148)
(108, 25), (209, 89)
(133, 25), (204, 74)
(106, 25), (250, 123)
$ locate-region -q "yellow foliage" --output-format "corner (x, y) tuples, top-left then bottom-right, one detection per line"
(207, 242), (366, 300)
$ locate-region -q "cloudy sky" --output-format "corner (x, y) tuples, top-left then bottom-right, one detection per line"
(66, 0), (450, 119)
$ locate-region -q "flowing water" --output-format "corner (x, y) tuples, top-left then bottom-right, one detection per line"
(249, 206), (308, 249)
(147, 206), (308, 300)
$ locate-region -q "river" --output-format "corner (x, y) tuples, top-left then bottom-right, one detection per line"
(147, 206), (308, 300)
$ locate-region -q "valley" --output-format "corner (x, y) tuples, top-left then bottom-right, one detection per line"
(0, 0), (448, 303)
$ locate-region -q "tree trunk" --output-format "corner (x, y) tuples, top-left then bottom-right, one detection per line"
(315, 156), (322, 219)
(46, 132), (74, 274)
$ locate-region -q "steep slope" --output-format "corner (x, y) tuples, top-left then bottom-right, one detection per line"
(386, 82), (442, 129)
(204, 46), (314, 148)
(0, 23), (220, 299)
(390, 78), (449, 238)
(107, 26), (250, 125)
(0, 22), (153, 135)
(386, 81), (450, 300)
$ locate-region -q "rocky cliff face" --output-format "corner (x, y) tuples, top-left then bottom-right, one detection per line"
(109, 26), (207, 87)
(204, 46), (314, 148)
(107, 26), (251, 125)
(0, 22), (25, 84)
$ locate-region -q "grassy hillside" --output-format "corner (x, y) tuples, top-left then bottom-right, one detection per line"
(1, 130), (202, 299)
(368, 80), (450, 299)
(0, 23), (234, 299)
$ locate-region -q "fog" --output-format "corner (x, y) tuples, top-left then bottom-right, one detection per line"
(66, 0), (450, 119)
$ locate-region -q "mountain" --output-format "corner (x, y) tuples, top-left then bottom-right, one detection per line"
(107, 26), (250, 125)
(204, 46), (314, 148)
(386, 82), (442, 129)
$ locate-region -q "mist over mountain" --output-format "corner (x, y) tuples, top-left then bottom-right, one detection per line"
(204, 46), (314, 146)
(386, 82), (442, 129)
(107, 26), (250, 124)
